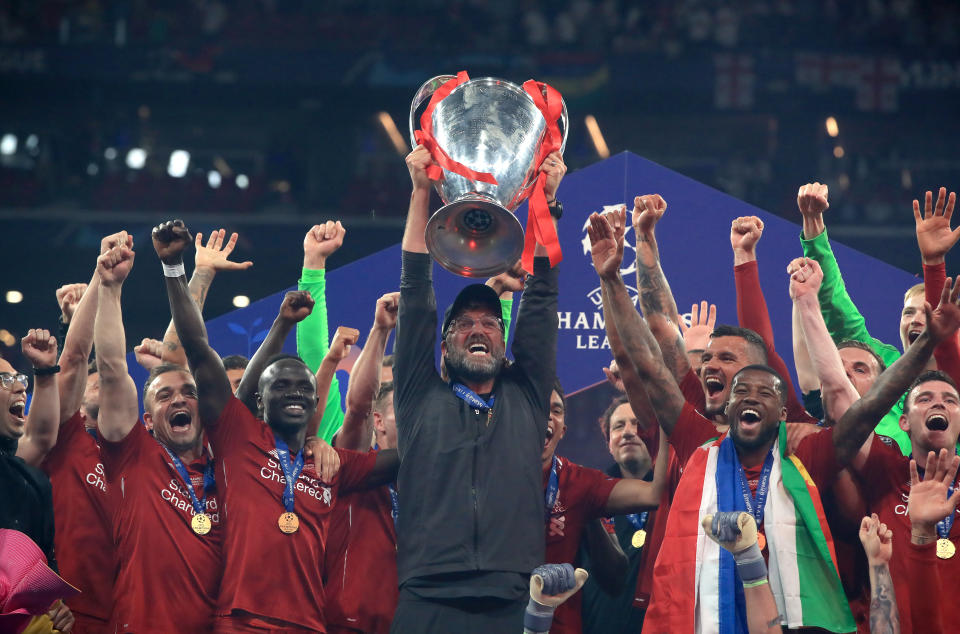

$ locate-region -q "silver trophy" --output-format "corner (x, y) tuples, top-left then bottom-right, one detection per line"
(410, 75), (568, 278)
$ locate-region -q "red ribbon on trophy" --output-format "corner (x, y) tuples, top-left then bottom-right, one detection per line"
(521, 79), (564, 272)
(413, 71), (499, 186)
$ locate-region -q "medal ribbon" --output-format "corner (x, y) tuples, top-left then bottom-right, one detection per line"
(544, 455), (559, 521)
(274, 436), (305, 514)
(161, 444), (214, 517)
(520, 79), (564, 273)
(737, 447), (775, 531)
(413, 70), (499, 186)
(451, 383), (495, 411)
(625, 511), (649, 532)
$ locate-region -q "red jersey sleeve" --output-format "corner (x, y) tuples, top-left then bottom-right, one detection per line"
(791, 426), (841, 489)
(670, 402), (720, 467)
(335, 447), (378, 493)
(577, 464), (619, 519)
(679, 369), (706, 412)
(208, 394), (262, 456)
(99, 420), (149, 483)
(924, 262), (960, 385)
(40, 410), (85, 469)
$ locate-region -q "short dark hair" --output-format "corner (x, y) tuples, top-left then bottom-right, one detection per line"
(374, 381), (394, 414)
(258, 354), (311, 390)
(382, 354), (394, 368)
(836, 340), (886, 373)
(222, 354), (249, 371)
(710, 325), (768, 364)
(599, 394), (631, 442)
(142, 363), (192, 407)
(903, 370), (959, 414)
(731, 364), (786, 404)
(550, 377), (566, 413)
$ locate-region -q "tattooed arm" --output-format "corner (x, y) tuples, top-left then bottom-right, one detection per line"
(161, 229), (252, 367)
(859, 514), (899, 634)
(632, 195), (690, 383)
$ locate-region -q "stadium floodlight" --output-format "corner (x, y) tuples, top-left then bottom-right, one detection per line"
(167, 150), (190, 178)
(208, 170), (222, 188)
(232, 295), (250, 308)
(236, 174), (249, 189)
(1, 134), (16, 156)
(126, 148), (147, 169)
(585, 115), (610, 159)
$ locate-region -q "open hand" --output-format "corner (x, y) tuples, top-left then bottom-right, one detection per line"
(194, 229), (253, 272)
(907, 449), (960, 534)
(303, 221), (346, 269)
(631, 194), (667, 236)
(680, 300), (716, 352)
(279, 290), (315, 324)
(21, 329), (57, 368)
(926, 276), (960, 343)
(374, 292), (400, 330)
(858, 513), (893, 565)
(56, 283), (88, 324)
(588, 209), (625, 280)
(97, 244), (135, 286)
(914, 187), (960, 265)
(151, 220), (193, 264)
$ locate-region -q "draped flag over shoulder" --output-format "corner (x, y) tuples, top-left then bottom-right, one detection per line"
(643, 424), (855, 634)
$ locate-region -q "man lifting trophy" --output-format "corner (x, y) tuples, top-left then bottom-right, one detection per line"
(409, 71), (568, 277)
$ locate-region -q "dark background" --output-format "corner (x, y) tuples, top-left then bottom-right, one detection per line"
(1, 0), (959, 369)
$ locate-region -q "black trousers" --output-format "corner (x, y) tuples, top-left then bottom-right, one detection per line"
(390, 588), (526, 634)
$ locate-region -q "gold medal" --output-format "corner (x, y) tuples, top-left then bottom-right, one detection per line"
(278, 511), (300, 534)
(631, 529), (647, 549)
(937, 538), (956, 559)
(191, 512), (212, 535)
(757, 531), (767, 551)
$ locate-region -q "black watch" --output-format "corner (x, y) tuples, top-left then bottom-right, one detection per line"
(547, 198), (563, 220)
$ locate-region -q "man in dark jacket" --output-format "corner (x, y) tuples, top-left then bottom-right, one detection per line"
(391, 145), (564, 633)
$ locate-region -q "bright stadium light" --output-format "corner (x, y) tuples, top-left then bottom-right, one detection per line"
(585, 115), (610, 159)
(833, 145), (845, 158)
(232, 295), (250, 308)
(126, 148), (147, 169)
(825, 116), (839, 138)
(167, 150), (190, 178)
(1, 134), (16, 155)
(236, 174), (249, 189)
(25, 134), (38, 150)
(6, 290), (23, 304)
(378, 111), (408, 155)
(104, 147), (118, 160)
(208, 170), (222, 188)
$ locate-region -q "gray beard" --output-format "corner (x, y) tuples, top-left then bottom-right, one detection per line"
(445, 346), (503, 384)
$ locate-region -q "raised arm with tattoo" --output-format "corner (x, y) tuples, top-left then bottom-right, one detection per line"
(15, 330), (60, 466)
(152, 220), (233, 426)
(858, 514), (899, 634)
(833, 278), (960, 466)
(338, 292), (398, 451)
(235, 290), (315, 414)
(589, 210), (687, 435)
(789, 258), (860, 425)
(94, 238), (141, 442)
(632, 195), (689, 382)
(160, 229), (252, 367)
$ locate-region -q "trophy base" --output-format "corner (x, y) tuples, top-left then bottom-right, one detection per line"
(425, 198), (525, 278)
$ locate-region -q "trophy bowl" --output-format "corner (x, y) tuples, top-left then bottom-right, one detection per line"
(410, 75), (568, 278)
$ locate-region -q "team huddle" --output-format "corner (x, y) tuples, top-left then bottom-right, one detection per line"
(2, 145), (959, 634)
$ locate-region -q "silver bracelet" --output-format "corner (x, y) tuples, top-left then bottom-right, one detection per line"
(162, 262), (186, 278)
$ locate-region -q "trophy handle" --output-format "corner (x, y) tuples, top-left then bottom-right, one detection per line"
(409, 74), (458, 148)
(558, 99), (570, 155)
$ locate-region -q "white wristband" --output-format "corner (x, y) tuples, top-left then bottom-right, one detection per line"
(162, 262), (186, 278)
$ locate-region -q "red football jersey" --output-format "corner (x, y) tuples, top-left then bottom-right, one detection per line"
(40, 411), (116, 632)
(543, 456), (619, 634)
(858, 434), (960, 633)
(324, 465), (397, 634)
(100, 421), (222, 633)
(209, 396), (377, 632)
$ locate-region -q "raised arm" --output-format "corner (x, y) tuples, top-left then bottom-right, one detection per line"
(797, 183), (899, 362)
(15, 330), (60, 466)
(310, 326), (359, 441)
(632, 194), (689, 382)
(339, 293), (398, 451)
(858, 514), (899, 634)
(915, 187), (960, 383)
(402, 145), (433, 254)
(94, 238), (141, 442)
(834, 278), (960, 466)
(789, 258), (860, 424)
(153, 220), (232, 426)
(56, 277), (96, 424)
(235, 290), (315, 414)
(603, 422), (669, 514)
(486, 262), (526, 344)
(160, 229), (253, 367)
(590, 210), (687, 435)
(298, 221), (347, 441)
(792, 303), (819, 395)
